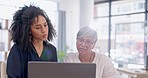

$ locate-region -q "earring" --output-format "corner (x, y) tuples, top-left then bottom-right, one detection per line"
(29, 33), (32, 42)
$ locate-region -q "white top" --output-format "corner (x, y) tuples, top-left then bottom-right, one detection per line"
(64, 53), (121, 78)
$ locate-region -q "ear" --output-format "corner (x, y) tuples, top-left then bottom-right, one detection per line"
(91, 43), (96, 49)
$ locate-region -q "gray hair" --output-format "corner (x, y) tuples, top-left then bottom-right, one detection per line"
(77, 26), (98, 43)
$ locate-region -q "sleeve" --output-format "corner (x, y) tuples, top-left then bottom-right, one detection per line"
(102, 56), (121, 78)
(64, 53), (71, 62)
(6, 45), (23, 78)
(51, 46), (58, 62)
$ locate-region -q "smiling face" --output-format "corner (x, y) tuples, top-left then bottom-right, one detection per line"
(31, 15), (48, 42)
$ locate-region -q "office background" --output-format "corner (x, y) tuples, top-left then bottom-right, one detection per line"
(0, 0), (148, 75)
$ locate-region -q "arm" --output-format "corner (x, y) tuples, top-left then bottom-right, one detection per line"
(52, 46), (58, 62)
(102, 57), (121, 78)
(64, 54), (70, 62)
(47, 43), (58, 62)
(64, 53), (78, 62)
(6, 45), (23, 78)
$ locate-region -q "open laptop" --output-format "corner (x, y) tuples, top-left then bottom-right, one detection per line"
(28, 61), (96, 78)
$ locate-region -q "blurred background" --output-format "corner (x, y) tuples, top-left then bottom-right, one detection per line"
(0, 0), (148, 74)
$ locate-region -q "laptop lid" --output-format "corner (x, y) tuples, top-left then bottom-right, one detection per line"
(28, 61), (96, 78)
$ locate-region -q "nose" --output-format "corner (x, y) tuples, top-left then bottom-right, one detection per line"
(81, 40), (86, 46)
(42, 26), (46, 33)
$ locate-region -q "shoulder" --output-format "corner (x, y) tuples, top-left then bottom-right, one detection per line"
(95, 53), (112, 61)
(64, 52), (78, 62)
(44, 41), (56, 49)
(96, 53), (109, 58)
(65, 52), (78, 57)
(65, 52), (78, 59)
(11, 43), (18, 48)
(8, 44), (21, 59)
(10, 43), (20, 52)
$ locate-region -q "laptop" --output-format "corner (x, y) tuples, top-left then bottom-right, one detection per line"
(28, 61), (96, 78)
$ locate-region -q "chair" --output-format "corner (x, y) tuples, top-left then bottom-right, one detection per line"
(1, 61), (7, 78)
(0, 51), (9, 78)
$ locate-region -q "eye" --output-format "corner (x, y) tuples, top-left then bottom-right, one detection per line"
(44, 24), (47, 27)
(77, 38), (84, 44)
(86, 40), (93, 45)
(36, 27), (40, 29)
(78, 38), (84, 42)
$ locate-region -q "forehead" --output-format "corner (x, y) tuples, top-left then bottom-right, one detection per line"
(79, 35), (95, 41)
(33, 15), (46, 24)
(79, 31), (96, 38)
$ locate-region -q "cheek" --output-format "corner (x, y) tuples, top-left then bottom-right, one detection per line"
(76, 42), (79, 48)
(31, 30), (40, 38)
(30, 27), (35, 35)
(46, 29), (49, 35)
(76, 43), (82, 51)
(31, 31), (37, 36)
(46, 26), (49, 31)
(46, 27), (48, 31)
(31, 32), (37, 38)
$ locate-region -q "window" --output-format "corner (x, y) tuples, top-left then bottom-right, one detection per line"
(116, 23), (130, 34)
(0, 0), (58, 61)
(112, 0), (145, 15)
(134, 3), (145, 10)
(95, 0), (145, 68)
(93, 18), (109, 55)
(0, 22), (2, 29)
(112, 14), (145, 67)
(94, 3), (109, 17)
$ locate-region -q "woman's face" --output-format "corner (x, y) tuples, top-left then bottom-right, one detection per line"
(31, 15), (48, 41)
(76, 35), (95, 55)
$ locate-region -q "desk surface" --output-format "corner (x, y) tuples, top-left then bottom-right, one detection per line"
(117, 68), (148, 78)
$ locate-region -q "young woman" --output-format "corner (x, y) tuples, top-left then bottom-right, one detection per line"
(7, 5), (57, 78)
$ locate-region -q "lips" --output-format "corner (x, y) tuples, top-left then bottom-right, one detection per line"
(42, 34), (47, 38)
(78, 49), (87, 55)
(78, 48), (86, 52)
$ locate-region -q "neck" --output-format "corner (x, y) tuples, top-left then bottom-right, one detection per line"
(32, 40), (44, 57)
(79, 52), (95, 63)
(32, 40), (43, 47)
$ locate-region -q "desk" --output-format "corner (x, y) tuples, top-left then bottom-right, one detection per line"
(117, 68), (148, 78)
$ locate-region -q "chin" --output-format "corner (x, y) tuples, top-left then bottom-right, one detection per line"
(78, 49), (86, 53)
(79, 51), (86, 55)
(42, 38), (47, 41)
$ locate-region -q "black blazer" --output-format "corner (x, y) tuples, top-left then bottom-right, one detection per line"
(6, 42), (57, 78)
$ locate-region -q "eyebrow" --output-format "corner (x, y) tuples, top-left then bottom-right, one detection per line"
(34, 22), (47, 26)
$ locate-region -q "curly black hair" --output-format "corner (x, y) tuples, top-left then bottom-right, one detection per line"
(9, 4), (56, 51)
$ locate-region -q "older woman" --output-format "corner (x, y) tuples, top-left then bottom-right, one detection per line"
(64, 26), (121, 78)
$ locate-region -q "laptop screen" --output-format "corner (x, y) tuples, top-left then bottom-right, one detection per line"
(28, 61), (96, 78)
